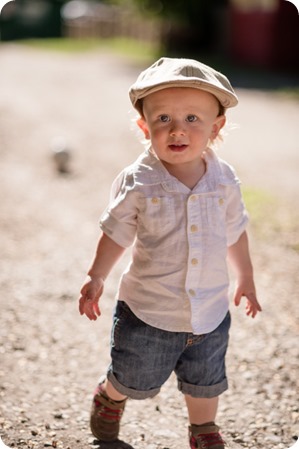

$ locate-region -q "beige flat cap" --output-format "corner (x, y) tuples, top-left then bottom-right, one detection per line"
(129, 57), (238, 111)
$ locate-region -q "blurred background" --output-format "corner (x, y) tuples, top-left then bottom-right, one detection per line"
(0, 0), (299, 80)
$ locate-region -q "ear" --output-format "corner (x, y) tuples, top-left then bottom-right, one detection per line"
(211, 115), (226, 139)
(137, 117), (150, 140)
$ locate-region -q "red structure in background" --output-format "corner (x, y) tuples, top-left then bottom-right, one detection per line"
(230, 0), (299, 72)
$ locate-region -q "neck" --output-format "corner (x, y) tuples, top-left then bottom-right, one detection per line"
(162, 158), (206, 190)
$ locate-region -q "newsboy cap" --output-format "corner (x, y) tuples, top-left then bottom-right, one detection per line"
(129, 57), (238, 111)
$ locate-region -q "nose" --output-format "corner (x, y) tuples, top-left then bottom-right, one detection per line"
(170, 120), (186, 136)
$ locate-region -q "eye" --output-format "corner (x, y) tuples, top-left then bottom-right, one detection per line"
(186, 115), (198, 122)
(159, 114), (170, 122)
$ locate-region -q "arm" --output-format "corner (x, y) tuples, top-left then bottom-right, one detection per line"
(78, 232), (126, 321)
(227, 230), (262, 318)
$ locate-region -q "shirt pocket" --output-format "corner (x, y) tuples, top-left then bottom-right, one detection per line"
(138, 196), (175, 238)
(205, 196), (226, 238)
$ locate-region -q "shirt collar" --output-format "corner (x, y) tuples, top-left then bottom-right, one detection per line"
(131, 147), (239, 193)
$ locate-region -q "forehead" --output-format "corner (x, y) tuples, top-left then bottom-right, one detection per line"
(142, 87), (220, 112)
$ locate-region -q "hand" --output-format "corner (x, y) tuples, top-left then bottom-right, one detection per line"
(233, 278), (262, 318)
(78, 276), (104, 321)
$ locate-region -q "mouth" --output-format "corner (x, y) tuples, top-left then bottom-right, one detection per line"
(168, 144), (188, 152)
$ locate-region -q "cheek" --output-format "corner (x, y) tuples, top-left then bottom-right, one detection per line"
(151, 126), (168, 141)
(189, 126), (211, 141)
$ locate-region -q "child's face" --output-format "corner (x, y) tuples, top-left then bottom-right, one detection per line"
(138, 87), (225, 170)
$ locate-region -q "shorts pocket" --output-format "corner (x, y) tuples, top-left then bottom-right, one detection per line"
(111, 301), (130, 349)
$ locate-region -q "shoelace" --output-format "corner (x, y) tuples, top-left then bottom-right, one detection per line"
(191, 432), (225, 448)
(96, 404), (124, 421)
(93, 385), (125, 422)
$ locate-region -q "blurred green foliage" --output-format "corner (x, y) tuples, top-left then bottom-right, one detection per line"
(129, 0), (225, 24)
(20, 36), (159, 61)
(242, 187), (299, 252)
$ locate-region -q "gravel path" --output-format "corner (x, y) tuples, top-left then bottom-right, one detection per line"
(0, 44), (298, 449)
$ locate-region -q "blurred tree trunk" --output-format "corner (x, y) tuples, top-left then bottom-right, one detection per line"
(131, 0), (229, 55)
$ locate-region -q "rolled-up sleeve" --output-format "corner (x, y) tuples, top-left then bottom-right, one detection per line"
(100, 173), (138, 248)
(225, 184), (249, 246)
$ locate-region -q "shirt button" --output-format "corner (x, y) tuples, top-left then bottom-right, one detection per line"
(189, 289), (196, 297)
(191, 258), (198, 265)
(219, 198), (224, 205)
(190, 224), (198, 233)
(189, 195), (197, 202)
(151, 197), (159, 204)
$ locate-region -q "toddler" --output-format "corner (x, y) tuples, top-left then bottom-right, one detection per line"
(79, 57), (262, 449)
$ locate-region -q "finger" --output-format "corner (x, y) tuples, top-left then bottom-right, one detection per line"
(84, 300), (99, 321)
(246, 304), (256, 318)
(79, 296), (94, 320)
(233, 289), (242, 307)
(255, 300), (262, 312)
(84, 300), (95, 320)
(247, 294), (262, 313)
(94, 302), (101, 317)
(79, 296), (86, 315)
(246, 299), (260, 318)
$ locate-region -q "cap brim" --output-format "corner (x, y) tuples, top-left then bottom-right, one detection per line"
(129, 79), (238, 110)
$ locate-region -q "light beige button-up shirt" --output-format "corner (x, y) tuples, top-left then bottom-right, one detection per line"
(100, 148), (248, 335)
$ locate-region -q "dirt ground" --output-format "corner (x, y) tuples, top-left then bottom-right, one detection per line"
(0, 44), (298, 449)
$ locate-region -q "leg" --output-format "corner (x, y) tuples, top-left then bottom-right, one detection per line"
(176, 314), (231, 425)
(90, 300), (178, 441)
(185, 395), (226, 449)
(176, 315), (231, 449)
(104, 378), (127, 401)
(184, 394), (218, 425)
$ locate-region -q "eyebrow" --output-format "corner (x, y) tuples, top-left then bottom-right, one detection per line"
(139, 97), (226, 118)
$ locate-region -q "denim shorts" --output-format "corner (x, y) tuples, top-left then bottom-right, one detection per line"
(107, 301), (231, 400)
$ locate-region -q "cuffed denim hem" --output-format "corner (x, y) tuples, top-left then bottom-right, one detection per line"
(107, 371), (161, 400)
(178, 377), (228, 398)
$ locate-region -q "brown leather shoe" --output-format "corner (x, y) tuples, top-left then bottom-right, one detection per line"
(90, 381), (127, 442)
(189, 422), (226, 448)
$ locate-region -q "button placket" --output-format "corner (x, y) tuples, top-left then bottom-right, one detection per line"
(185, 194), (202, 300)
